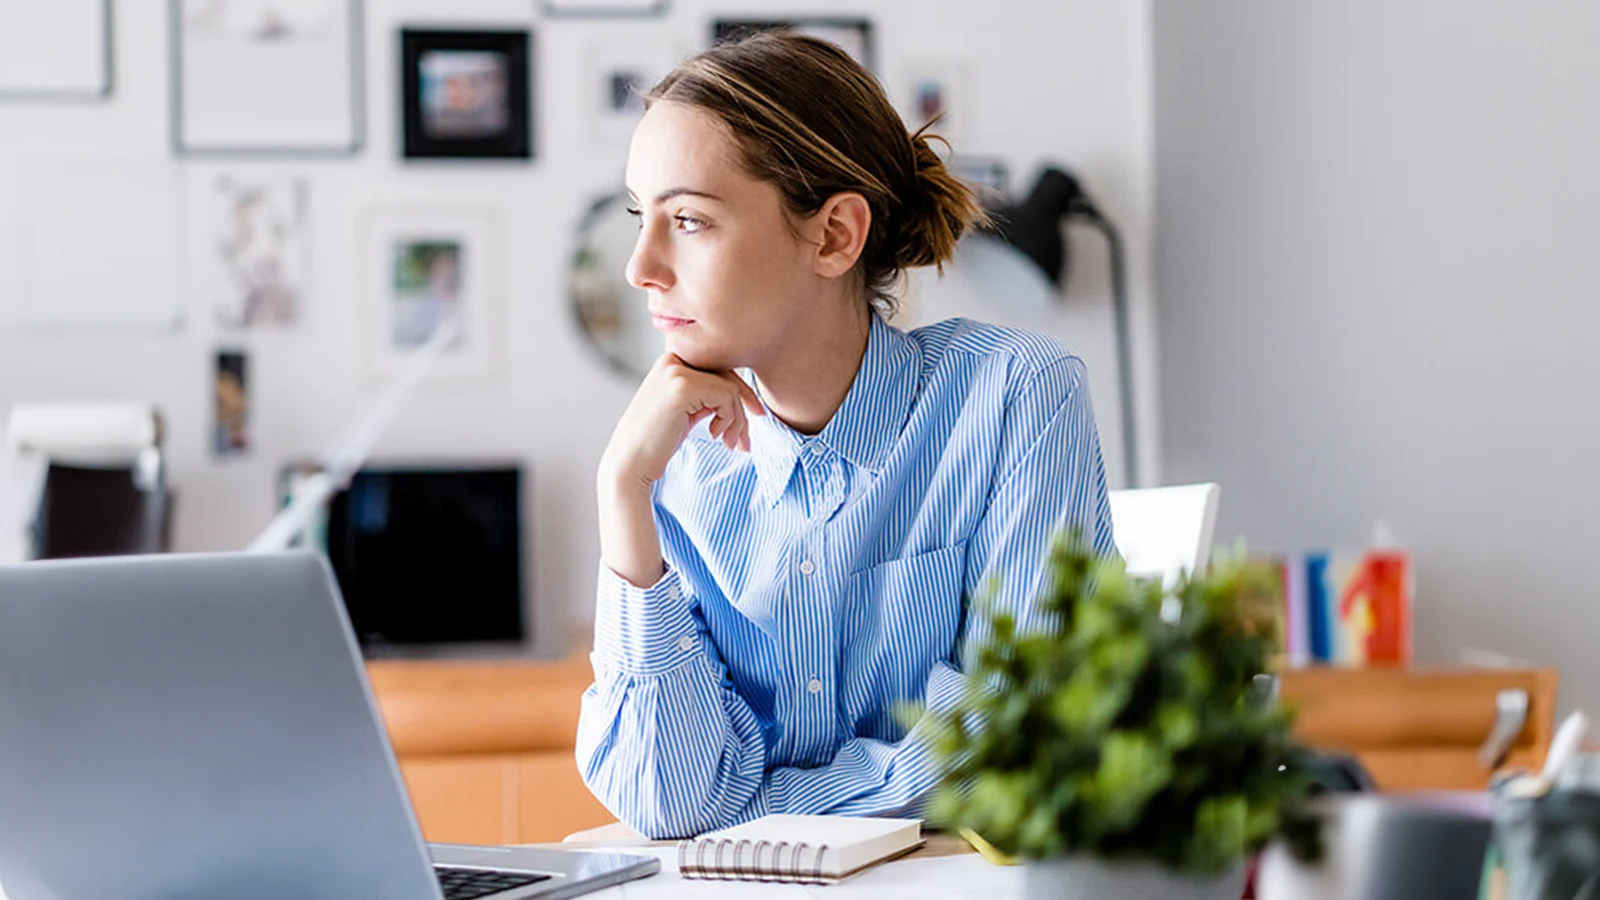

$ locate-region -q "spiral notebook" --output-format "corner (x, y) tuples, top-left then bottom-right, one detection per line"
(678, 814), (924, 884)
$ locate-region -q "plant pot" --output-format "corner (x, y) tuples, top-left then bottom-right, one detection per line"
(1255, 792), (1491, 900)
(1022, 856), (1245, 900)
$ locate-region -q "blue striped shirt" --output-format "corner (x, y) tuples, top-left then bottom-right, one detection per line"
(577, 314), (1116, 839)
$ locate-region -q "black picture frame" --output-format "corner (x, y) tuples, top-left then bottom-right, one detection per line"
(539, 0), (667, 18)
(711, 17), (875, 73)
(0, 0), (114, 102)
(401, 28), (533, 161)
(170, 0), (365, 157)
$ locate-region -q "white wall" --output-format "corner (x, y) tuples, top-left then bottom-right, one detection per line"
(0, 0), (1156, 655)
(1153, 2), (1600, 710)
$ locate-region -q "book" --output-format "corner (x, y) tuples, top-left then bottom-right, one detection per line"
(1271, 547), (1413, 668)
(677, 814), (924, 884)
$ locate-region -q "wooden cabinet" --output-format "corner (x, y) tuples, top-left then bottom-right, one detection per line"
(366, 657), (616, 844)
(366, 659), (1559, 845)
(1278, 666), (1559, 791)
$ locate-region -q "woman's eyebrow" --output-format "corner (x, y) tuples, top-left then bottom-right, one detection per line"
(648, 187), (723, 204)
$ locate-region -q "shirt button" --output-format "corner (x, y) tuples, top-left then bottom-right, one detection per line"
(806, 678), (823, 694)
(798, 560), (816, 576)
(809, 444), (826, 456)
(677, 635), (696, 652)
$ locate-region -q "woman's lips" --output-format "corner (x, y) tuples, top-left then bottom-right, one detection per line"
(651, 313), (694, 331)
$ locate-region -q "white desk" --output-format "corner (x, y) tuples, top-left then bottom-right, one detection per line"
(568, 841), (1018, 899)
(0, 840), (1016, 900)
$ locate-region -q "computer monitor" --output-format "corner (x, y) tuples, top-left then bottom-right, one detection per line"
(278, 462), (526, 649)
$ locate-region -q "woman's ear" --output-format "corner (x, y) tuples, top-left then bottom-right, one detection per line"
(811, 192), (871, 279)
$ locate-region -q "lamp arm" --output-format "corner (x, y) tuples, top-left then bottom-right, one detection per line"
(1077, 209), (1138, 488)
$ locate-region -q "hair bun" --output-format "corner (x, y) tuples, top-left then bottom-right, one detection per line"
(888, 132), (988, 273)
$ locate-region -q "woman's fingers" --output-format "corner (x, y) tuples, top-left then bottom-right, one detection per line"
(735, 377), (766, 417)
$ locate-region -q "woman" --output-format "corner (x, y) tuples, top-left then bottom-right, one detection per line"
(577, 32), (1117, 839)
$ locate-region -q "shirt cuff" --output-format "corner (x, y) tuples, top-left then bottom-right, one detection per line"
(592, 562), (702, 675)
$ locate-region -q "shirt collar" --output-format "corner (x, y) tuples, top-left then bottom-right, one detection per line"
(747, 313), (920, 506)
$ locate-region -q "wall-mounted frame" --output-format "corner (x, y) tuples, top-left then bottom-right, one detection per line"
(0, 0), (113, 101)
(171, 0), (364, 156)
(901, 58), (974, 148)
(540, 0), (666, 17)
(712, 18), (874, 73)
(401, 29), (532, 161)
(359, 206), (503, 383)
(582, 38), (682, 145)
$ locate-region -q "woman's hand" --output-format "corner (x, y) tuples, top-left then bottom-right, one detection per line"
(599, 353), (767, 491)
(596, 354), (765, 589)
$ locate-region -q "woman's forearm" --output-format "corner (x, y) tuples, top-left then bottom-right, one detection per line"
(597, 473), (666, 588)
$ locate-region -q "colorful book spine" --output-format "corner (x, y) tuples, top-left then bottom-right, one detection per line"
(1273, 548), (1412, 668)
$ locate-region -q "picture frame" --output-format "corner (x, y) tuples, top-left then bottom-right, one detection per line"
(712, 18), (874, 73)
(359, 207), (502, 383)
(401, 29), (533, 161)
(0, 0), (113, 101)
(170, 0), (364, 156)
(15, 162), (184, 332)
(209, 173), (310, 329)
(539, 0), (666, 17)
(582, 39), (682, 145)
(901, 59), (974, 148)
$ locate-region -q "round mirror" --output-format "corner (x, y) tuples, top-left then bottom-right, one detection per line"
(570, 191), (663, 378)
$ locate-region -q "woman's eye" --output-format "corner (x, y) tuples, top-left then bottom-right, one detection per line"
(674, 215), (707, 233)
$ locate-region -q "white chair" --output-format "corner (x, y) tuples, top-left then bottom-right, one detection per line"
(1107, 482), (1221, 587)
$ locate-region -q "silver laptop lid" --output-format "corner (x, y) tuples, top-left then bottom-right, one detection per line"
(0, 552), (441, 900)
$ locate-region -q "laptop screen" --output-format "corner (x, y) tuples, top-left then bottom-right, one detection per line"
(279, 463), (526, 648)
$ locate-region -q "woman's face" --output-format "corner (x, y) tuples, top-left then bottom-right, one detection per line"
(624, 100), (821, 372)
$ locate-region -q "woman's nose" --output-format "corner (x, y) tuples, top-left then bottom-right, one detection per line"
(625, 226), (673, 292)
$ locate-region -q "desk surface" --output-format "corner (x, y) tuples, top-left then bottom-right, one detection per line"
(0, 838), (1007, 900)
(550, 835), (1014, 899)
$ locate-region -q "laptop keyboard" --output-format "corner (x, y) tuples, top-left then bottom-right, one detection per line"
(435, 865), (552, 900)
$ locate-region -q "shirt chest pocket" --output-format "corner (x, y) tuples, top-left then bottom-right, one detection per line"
(839, 542), (968, 707)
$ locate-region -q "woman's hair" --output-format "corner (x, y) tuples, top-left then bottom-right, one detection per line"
(644, 31), (988, 316)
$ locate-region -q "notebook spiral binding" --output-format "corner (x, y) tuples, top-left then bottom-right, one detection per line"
(679, 836), (832, 883)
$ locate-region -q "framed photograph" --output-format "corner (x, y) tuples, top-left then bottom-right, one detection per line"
(583, 39), (681, 144)
(401, 29), (532, 161)
(171, 0), (364, 155)
(0, 0), (113, 100)
(214, 349), (250, 458)
(540, 0), (666, 17)
(712, 18), (873, 73)
(901, 59), (973, 148)
(210, 173), (309, 328)
(360, 208), (501, 382)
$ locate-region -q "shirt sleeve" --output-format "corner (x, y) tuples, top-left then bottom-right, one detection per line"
(576, 560), (774, 839)
(964, 355), (1118, 641)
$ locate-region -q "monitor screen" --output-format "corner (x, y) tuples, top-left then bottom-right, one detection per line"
(281, 463), (526, 648)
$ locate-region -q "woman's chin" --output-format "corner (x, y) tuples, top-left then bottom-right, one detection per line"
(665, 336), (734, 372)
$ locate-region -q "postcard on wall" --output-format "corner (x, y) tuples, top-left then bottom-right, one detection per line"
(214, 348), (250, 458)
(210, 173), (309, 328)
(359, 207), (500, 383)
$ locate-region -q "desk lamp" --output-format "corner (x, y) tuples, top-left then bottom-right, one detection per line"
(980, 166), (1137, 486)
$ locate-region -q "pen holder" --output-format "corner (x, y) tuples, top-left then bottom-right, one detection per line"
(1492, 787), (1600, 900)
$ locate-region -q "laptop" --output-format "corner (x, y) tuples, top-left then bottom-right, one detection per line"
(0, 552), (658, 900)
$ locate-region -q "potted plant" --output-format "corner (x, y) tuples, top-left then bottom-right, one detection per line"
(924, 532), (1313, 900)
